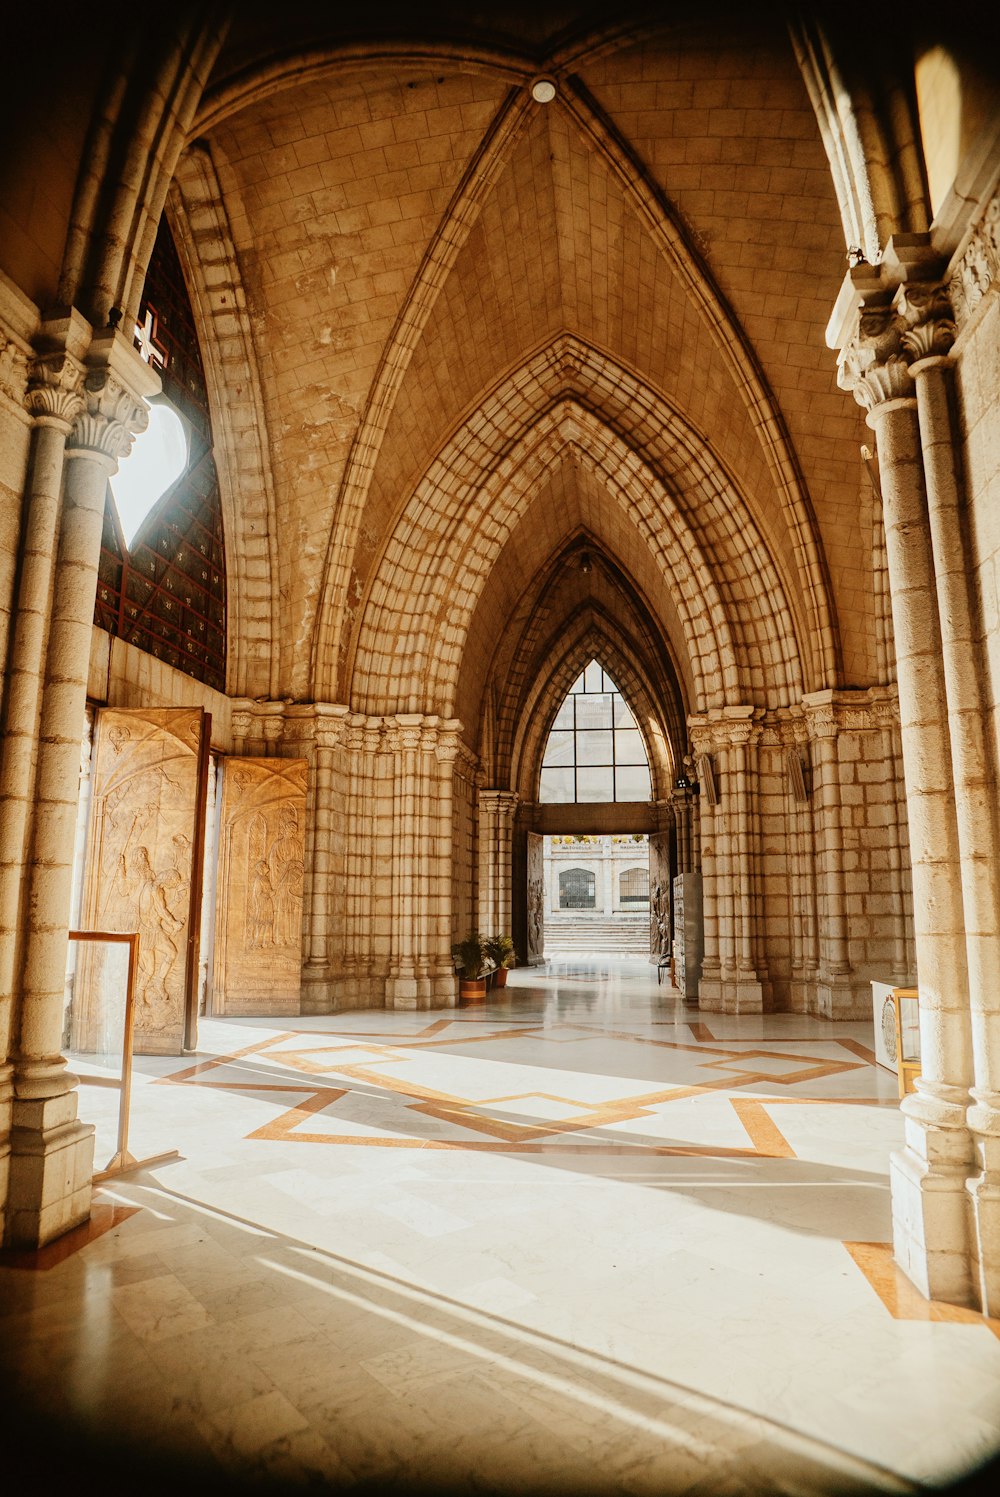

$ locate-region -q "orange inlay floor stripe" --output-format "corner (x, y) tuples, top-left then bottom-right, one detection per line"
(836, 1038), (878, 1064)
(730, 1098), (796, 1158)
(844, 1242), (1000, 1339)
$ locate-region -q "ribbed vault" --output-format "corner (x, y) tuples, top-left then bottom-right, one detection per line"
(348, 337), (807, 718)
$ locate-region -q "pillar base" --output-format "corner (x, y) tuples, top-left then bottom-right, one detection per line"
(5, 1113), (95, 1249)
(813, 972), (872, 1020)
(890, 1109), (974, 1306)
(967, 1099), (1000, 1315)
(698, 973), (764, 1014)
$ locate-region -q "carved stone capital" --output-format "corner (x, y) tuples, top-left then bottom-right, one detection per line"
(230, 706), (254, 741)
(24, 350), (85, 429)
(434, 721), (464, 765)
(66, 326), (160, 469)
(949, 192), (1000, 325)
(837, 276), (956, 412)
(68, 368), (149, 466)
(801, 687), (899, 738)
(688, 706), (760, 754)
(897, 282), (956, 363)
(479, 788), (520, 818)
(837, 306), (912, 410)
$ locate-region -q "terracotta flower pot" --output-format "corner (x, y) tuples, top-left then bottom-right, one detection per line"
(494, 966), (509, 988)
(459, 977), (487, 1003)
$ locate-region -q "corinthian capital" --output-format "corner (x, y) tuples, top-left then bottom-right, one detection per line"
(837, 304), (912, 411)
(897, 282), (956, 364)
(25, 351), (85, 430)
(68, 369), (150, 466)
(66, 325), (160, 469)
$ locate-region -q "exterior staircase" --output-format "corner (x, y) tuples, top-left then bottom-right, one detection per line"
(543, 913), (650, 956)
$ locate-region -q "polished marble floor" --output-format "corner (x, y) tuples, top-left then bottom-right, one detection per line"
(3, 958), (1000, 1495)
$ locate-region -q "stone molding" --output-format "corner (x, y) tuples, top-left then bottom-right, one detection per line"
(949, 190), (1000, 326)
(0, 332), (31, 415)
(479, 789), (520, 818)
(801, 687), (899, 737)
(687, 706), (761, 755)
(235, 701), (465, 763)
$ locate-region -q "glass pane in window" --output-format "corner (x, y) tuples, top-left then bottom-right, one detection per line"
(613, 696), (635, 727)
(539, 766), (575, 802)
(584, 661), (603, 693)
(614, 728), (646, 764)
(559, 867), (597, 909)
(620, 866), (649, 906)
(576, 694), (612, 730)
(553, 697), (575, 729)
(577, 730), (613, 765)
(615, 765), (651, 801)
(569, 671), (585, 694)
(577, 766), (614, 801)
(542, 731), (574, 766)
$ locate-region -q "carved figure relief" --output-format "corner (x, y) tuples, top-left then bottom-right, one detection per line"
(212, 758), (307, 1016)
(527, 832), (544, 963)
(75, 708), (203, 1055)
(648, 833), (671, 959)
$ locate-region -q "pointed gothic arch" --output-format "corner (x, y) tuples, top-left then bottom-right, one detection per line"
(346, 337), (812, 716)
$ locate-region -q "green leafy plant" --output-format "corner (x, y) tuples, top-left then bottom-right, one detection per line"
(451, 932), (487, 979)
(483, 933), (516, 970)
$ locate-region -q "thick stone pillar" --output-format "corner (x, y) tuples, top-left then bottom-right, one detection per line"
(477, 789), (519, 938)
(6, 326), (156, 1247)
(907, 301), (1000, 1313)
(838, 267), (974, 1303)
(0, 323), (86, 1242)
(385, 714), (461, 1010)
(690, 708), (766, 1013)
(802, 693), (858, 1016)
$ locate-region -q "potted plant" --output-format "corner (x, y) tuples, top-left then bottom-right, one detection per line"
(483, 934), (516, 988)
(451, 932), (488, 1003)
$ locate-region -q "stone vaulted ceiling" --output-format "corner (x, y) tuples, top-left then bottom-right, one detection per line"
(178, 3), (870, 734)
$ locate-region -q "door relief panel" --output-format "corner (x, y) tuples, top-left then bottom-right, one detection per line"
(76, 707), (205, 1056)
(212, 757), (307, 1016)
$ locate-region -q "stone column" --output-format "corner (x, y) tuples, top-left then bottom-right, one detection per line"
(0, 331), (87, 1240)
(906, 292), (1000, 1314)
(477, 789), (519, 938)
(838, 278), (974, 1304)
(6, 326), (157, 1248)
(801, 693), (855, 1017)
(691, 709), (765, 1013)
(432, 725), (462, 1000)
(384, 715), (461, 1009)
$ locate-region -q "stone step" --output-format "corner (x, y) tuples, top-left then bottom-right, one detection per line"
(543, 915), (651, 953)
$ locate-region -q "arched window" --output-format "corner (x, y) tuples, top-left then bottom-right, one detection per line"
(539, 660), (651, 803)
(619, 866), (649, 907)
(95, 217), (227, 692)
(559, 867), (597, 909)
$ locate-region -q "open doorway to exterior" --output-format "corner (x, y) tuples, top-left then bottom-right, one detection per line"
(544, 833), (650, 956)
(514, 658), (678, 968)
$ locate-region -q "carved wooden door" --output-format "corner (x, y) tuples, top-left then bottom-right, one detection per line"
(76, 707), (208, 1056)
(648, 832), (672, 960)
(210, 757), (308, 1016)
(526, 831), (544, 964)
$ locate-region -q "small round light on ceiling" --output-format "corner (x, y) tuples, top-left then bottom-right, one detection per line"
(531, 77), (557, 104)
